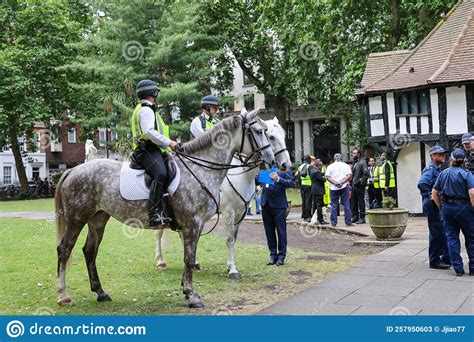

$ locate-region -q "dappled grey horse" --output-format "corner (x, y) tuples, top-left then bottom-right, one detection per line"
(55, 109), (274, 308)
(155, 117), (291, 279)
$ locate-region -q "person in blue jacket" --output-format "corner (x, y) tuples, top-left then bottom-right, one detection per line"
(432, 148), (474, 276)
(417, 145), (451, 269)
(260, 167), (294, 266)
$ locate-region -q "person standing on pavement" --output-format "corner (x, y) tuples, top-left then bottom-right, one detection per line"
(367, 157), (381, 208)
(350, 149), (369, 224)
(417, 146), (451, 270)
(325, 153), (353, 227)
(260, 168), (294, 266)
(461, 133), (474, 174)
(375, 152), (397, 202)
(432, 148), (474, 276)
(295, 155), (313, 222)
(309, 159), (329, 225)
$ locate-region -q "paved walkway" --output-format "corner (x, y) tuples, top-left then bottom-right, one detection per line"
(0, 211), (55, 220)
(260, 216), (474, 315)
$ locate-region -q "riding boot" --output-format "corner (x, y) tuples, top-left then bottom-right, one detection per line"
(149, 180), (173, 226)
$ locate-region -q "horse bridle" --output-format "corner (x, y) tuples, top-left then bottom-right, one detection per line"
(174, 114), (272, 235)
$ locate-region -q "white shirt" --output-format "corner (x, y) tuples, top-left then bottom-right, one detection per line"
(138, 100), (171, 147)
(190, 112), (209, 138)
(325, 161), (352, 190)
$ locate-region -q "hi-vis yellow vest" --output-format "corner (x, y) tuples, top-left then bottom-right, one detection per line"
(375, 161), (395, 188)
(298, 163), (311, 186)
(131, 103), (170, 151)
(321, 165), (330, 205)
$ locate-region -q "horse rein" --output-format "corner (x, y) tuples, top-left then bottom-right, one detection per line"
(174, 115), (271, 236)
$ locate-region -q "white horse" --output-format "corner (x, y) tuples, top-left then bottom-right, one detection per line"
(155, 116), (292, 279)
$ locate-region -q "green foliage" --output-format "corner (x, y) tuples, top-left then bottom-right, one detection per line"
(382, 196), (397, 210)
(51, 172), (64, 185)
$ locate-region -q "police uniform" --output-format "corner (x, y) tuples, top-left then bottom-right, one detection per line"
(190, 95), (220, 138)
(131, 80), (172, 226)
(433, 149), (474, 275)
(417, 146), (450, 269)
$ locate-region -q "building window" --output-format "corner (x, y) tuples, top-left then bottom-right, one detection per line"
(3, 166), (12, 184)
(99, 129), (106, 146)
(110, 131), (118, 141)
(244, 94), (255, 110)
(18, 137), (27, 153)
(243, 73), (253, 86)
(395, 90), (430, 115)
(32, 167), (40, 180)
(67, 128), (77, 143)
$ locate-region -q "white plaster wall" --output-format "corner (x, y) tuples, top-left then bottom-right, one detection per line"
(409, 116), (418, 134)
(396, 142), (423, 214)
(368, 96), (383, 114)
(446, 86), (468, 134)
(430, 89), (440, 134)
(0, 152), (46, 185)
(399, 116), (407, 134)
(420, 116), (429, 134)
(387, 93), (397, 134)
(302, 120), (311, 156)
(294, 120), (302, 162)
(370, 119), (385, 136)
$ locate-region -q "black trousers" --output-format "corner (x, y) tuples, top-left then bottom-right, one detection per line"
(262, 205), (287, 261)
(367, 184), (382, 208)
(300, 185), (312, 219)
(311, 194), (324, 222)
(133, 140), (167, 185)
(351, 185), (366, 221)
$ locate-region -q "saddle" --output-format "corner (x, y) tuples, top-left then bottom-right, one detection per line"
(129, 153), (178, 191)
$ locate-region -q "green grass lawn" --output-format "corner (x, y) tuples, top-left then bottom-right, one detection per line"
(0, 216), (367, 315)
(0, 198), (54, 212)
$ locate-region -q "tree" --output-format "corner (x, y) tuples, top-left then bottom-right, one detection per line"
(0, 0), (91, 191)
(69, 0), (224, 153)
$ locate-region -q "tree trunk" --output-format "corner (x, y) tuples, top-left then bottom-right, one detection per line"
(388, 0), (401, 49)
(268, 95), (288, 131)
(7, 116), (29, 193)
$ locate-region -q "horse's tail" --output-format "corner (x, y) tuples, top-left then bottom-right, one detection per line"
(55, 169), (73, 267)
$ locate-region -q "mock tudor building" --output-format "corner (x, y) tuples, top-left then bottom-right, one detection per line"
(356, 0), (474, 213)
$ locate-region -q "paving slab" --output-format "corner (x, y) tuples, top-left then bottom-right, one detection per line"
(337, 293), (404, 307)
(351, 306), (422, 316)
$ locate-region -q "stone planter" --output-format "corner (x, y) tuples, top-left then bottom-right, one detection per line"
(366, 208), (410, 240)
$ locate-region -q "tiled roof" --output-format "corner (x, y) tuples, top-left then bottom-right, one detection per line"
(358, 0), (474, 94)
(355, 50), (410, 95)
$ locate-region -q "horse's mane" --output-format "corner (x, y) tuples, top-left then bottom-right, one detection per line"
(182, 115), (241, 154)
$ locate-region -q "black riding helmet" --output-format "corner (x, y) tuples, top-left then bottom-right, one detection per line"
(136, 79), (159, 99)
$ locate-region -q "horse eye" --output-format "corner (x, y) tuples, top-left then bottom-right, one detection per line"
(256, 129), (263, 134)
(269, 135), (275, 140)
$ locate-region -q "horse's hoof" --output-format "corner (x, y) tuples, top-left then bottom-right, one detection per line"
(156, 263), (167, 270)
(57, 297), (74, 306)
(97, 294), (112, 302)
(229, 272), (241, 280)
(194, 263), (201, 271)
(188, 301), (204, 309)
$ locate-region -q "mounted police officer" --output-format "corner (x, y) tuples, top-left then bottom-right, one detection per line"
(417, 145), (451, 269)
(190, 95), (220, 138)
(131, 80), (179, 226)
(432, 148), (474, 276)
(461, 133), (474, 174)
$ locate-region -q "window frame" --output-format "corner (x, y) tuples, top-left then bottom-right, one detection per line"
(395, 89), (431, 116)
(67, 128), (77, 144)
(3, 166), (12, 185)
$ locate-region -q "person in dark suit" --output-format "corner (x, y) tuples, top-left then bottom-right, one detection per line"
(260, 168), (294, 266)
(309, 159), (329, 224)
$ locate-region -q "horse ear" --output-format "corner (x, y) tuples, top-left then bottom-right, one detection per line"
(257, 116), (268, 130)
(273, 116), (279, 124)
(247, 106), (261, 121)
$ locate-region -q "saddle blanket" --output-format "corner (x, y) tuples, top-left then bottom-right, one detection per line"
(119, 161), (180, 201)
